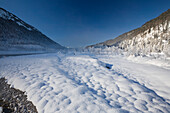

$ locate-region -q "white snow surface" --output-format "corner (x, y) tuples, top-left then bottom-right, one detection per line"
(0, 52), (170, 113)
(0, 107), (2, 113)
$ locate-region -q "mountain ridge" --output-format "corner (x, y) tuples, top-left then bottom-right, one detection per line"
(87, 9), (170, 56)
(0, 7), (65, 51)
(0, 7), (38, 31)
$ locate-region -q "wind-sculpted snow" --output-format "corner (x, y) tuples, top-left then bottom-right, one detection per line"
(0, 53), (170, 113)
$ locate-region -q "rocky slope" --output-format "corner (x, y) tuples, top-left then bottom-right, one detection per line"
(0, 78), (38, 113)
(87, 9), (170, 56)
(0, 7), (65, 51)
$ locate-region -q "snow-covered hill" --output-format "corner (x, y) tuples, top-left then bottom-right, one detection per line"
(87, 9), (170, 57)
(0, 8), (65, 52)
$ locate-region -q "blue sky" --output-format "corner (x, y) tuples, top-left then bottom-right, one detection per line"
(1, 0), (170, 47)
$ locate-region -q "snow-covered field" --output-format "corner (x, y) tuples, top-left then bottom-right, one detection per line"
(0, 51), (170, 113)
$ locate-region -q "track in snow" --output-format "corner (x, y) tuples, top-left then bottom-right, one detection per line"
(0, 53), (170, 113)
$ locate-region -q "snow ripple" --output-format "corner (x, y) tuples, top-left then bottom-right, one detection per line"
(0, 53), (170, 113)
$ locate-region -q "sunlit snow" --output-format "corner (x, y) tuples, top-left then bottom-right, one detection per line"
(0, 50), (170, 113)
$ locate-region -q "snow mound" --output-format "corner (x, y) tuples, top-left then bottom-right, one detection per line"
(0, 53), (170, 113)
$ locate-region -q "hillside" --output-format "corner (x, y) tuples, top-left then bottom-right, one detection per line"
(87, 9), (170, 56)
(0, 8), (64, 51)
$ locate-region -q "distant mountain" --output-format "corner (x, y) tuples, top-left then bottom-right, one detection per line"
(0, 7), (65, 51)
(87, 9), (170, 56)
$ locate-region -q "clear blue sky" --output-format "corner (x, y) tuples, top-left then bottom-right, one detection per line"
(1, 0), (170, 47)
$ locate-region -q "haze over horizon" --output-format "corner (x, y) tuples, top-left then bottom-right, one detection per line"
(1, 0), (170, 48)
